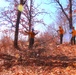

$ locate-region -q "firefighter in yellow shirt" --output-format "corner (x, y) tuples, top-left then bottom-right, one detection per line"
(57, 26), (64, 44)
(25, 28), (39, 49)
(70, 27), (76, 44)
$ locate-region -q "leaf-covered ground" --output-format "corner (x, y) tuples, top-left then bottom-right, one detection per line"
(0, 41), (76, 75)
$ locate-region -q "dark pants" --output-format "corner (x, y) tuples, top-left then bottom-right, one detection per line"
(29, 38), (34, 49)
(71, 36), (75, 44)
(60, 34), (63, 44)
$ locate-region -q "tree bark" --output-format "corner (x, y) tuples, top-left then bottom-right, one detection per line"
(14, 11), (21, 48)
(55, 0), (73, 29)
(28, 0), (33, 49)
(14, 0), (25, 48)
(69, 0), (73, 29)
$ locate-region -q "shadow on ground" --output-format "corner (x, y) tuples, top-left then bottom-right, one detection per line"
(0, 48), (76, 69)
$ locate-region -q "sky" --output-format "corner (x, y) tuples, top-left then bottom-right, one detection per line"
(0, 0), (9, 8)
(0, 0), (49, 39)
(0, 0), (56, 32)
(0, 0), (76, 42)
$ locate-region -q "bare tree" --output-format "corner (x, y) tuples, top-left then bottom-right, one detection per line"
(14, 0), (26, 48)
(0, 0), (49, 49)
(50, 0), (76, 29)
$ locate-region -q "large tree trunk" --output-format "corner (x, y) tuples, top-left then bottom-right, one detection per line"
(28, 0), (33, 49)
(14, 11), (21, 48)
(69, 0), (73, 29)
(56, 0), (73, 29)
(14, 0), (25, 48)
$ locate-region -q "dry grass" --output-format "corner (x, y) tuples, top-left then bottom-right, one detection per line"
(0, 36), (76, 75)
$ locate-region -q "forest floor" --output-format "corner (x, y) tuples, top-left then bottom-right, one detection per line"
(0, 42), (76, 75)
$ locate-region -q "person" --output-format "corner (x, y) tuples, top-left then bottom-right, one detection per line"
(25, 28), (39, 49)
(57, 26), (64, 44)
(70, 27), (76, 45)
